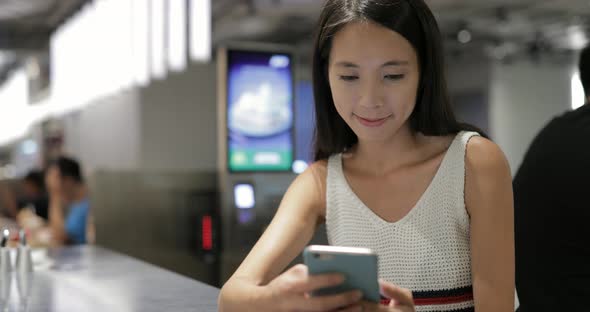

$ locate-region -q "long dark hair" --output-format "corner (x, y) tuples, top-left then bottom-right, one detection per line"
(312, 0), (484, 161)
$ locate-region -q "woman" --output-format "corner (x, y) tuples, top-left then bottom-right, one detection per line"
(219, 1), (514, 311)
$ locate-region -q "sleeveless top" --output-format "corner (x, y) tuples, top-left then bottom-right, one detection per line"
(326, 131), (480, 312)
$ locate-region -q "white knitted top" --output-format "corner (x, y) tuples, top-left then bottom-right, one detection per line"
(326, 131), (479, 312)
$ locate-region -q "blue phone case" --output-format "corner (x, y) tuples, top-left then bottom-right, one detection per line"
(303, 246), (380, 303)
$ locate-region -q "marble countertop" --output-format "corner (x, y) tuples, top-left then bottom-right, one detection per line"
(0, 245), (219, 312)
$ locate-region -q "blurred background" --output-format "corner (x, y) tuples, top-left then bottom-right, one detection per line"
(0, 0), (587, 288)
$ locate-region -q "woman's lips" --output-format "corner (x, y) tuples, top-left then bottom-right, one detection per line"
(354, 114), (392, 127)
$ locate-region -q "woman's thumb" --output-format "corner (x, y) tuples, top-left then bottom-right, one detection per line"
(379, 279), (414, 307)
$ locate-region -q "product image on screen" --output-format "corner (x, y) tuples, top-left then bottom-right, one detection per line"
(227, 50), (294, 172)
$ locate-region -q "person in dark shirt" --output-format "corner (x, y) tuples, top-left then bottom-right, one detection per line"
(0, 170), (49, 220)
(17, 170), (49, 220)
(513, 45), (590, 311)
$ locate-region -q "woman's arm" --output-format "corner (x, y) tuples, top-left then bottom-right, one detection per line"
(465, 137), (515, 311)
(219, 162), (363, 312)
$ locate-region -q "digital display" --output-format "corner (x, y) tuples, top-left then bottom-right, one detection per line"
(226, 50), (294, 172)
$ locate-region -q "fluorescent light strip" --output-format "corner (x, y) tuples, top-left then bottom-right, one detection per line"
(118, 0), (135, 90)
(190, 0), (211, 62)
(168, 0), (188, 71)
(150, 0), (167, 79)
(132, 0), (150, 86)
(0, 70), (29, 146)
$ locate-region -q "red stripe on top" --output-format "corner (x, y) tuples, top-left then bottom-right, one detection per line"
(413, 293), (474, 306)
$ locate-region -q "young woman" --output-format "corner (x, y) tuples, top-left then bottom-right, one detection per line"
(219, 1), (514, 311)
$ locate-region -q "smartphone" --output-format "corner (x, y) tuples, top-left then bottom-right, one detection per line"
(303, 245), (380, 303)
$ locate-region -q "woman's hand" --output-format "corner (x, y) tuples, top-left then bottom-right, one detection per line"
(264, 264), (364, 311)
(341, 280), (415, 312)
(378, 280), (415, 312)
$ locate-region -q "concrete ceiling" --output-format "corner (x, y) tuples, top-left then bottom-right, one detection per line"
(213, 0), (590, 62)
(0, 0), (87, 84)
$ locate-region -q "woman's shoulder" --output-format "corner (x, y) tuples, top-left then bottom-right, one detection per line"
(291, 160), (328, 218)
(463, 135), (513, 223)
(307, 160), (328, 188)
(464, 136), (510, 174)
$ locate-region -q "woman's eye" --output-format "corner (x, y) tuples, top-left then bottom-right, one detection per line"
(339, 75), (358, 81)
(384, 74), (405, 80)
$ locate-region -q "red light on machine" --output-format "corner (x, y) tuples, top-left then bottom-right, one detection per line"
(202, 215), (213, 251)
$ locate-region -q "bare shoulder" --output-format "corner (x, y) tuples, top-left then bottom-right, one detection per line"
(291, 159), (327, 183)
(465, 136), (511, 174)
(464, 136), (513, 216)
(307, 160), (328, 215)
(308, 159), (328, 182)
(283, 160), (328, 219)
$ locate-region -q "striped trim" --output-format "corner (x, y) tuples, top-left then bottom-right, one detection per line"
(414, 293), (473, 306)
(413, 286), (473, 300)
(380, 286), (473, 309)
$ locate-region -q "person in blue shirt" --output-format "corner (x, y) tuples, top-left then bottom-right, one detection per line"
(45, 156), (90, 245)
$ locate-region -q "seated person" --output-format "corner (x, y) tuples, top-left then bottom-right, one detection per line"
(45, 157), (90, 245)
(0, 170), (49, 220)
(18, 170), (49, 220)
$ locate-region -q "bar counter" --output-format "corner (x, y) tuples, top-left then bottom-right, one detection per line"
(2, 246), (219, 311)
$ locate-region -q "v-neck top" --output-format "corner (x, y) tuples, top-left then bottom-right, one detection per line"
(325, 131), (479, 312)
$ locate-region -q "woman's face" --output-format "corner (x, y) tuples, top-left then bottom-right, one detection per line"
(328, 21), (420, 142)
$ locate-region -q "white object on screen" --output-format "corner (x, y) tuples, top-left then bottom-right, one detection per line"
(254, 152), (281, 165)
(269, 55), (290, 68)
